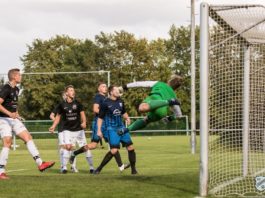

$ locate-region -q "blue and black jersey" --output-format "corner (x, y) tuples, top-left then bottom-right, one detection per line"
(99, 98), (126, 128)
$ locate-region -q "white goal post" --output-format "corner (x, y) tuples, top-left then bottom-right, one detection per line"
(200, 3), (265, 197)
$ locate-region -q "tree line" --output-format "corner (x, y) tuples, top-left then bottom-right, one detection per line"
(17, 25), (200, 127)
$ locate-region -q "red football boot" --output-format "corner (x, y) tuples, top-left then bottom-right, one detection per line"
(0, 173), (9, 180)
(38, 161), (55, 172)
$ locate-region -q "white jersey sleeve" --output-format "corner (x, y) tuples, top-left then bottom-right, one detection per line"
(126, 81), (158, 88)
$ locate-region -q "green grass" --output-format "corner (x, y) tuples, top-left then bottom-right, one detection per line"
(0, 136), (200, 198)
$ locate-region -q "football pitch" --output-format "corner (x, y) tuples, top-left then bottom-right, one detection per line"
(0, 135), (200, 198)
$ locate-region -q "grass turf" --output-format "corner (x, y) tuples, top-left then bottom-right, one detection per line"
(0, 136), (200, 198)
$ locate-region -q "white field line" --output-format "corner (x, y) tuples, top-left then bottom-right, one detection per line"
(6, 169), (29, 173)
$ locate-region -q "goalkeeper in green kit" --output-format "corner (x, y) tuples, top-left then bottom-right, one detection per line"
(118, 75), (183, 134)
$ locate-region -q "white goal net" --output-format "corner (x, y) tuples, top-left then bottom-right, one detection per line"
(200, 3), (265, 197)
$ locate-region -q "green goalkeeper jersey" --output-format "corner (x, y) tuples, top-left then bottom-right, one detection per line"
(149, 81), (176, 100)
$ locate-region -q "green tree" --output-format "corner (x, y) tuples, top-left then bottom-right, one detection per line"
(20, 35), (100, 121)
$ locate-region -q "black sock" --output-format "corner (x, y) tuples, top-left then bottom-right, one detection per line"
(97, 151), (114, 171)
(33, 156), (40, 160)
(99, 139), (103, 146)
(128, 150), (136, 171)
(114, 151), (123, 167)
(73, 146), (86, 156)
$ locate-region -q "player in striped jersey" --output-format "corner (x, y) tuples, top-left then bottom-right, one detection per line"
(93, 85), (137, 175)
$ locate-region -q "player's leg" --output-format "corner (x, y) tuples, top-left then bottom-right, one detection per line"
(94, 148), (118, 174)
(76, 130), (94, 173)
(99, 138), (103, 148)
(126, 95), (167, 132)
(0, 118), (12, 179)
(0, 122), (12, 180)
(69, 134), (79, 173)
(58, 132), (65, 172)
(69, 129), (99, 165)
(138, 95), (180, 113)
(127, 107), (164, 132)
(61, 130), (74, 173)
(0, 136), (11, 179)
(102, 126), (129, 171)
(94, 128), (120, 174)
(15, 119), (55, 172)
(121, 133), (137, 175)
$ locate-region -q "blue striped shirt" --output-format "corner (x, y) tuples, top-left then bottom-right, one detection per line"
(99, 98), (126, 128)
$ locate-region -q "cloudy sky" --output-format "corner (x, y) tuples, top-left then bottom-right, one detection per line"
(0, 0), (264, 73)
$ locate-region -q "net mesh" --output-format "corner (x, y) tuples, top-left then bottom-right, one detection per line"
(208, 4), (265, 197)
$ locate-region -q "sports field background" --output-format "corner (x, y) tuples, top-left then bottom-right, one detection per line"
(0, 135), (200, 198)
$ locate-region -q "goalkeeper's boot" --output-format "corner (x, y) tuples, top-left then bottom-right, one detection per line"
(168, 98), (180, 106)
(38, 161), (55, 172)
(0, 173), (9, 180)
(119, 163), (131, 172)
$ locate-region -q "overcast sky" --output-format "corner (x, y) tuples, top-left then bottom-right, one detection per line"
(0, 0), (264, 73)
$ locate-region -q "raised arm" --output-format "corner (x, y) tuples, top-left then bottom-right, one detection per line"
(125, 81), (158, 88)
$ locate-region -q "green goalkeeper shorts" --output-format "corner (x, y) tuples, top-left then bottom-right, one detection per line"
(143, 94), (169, 122)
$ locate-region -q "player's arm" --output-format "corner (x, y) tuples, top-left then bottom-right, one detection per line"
(123, 113), (131, 126)
(97, 103), (107, 138)
(49, 112), (56, 121)
(97, 118), (103, 138)
(50, 103), (60, 121)
(125, 81), (158, 89)
(93, 103), (100, 114)
(80, 111), (86, 129)
(0, 98), (17, 119)
(49, 114), (61, 133)
(121, 101), (130, 125)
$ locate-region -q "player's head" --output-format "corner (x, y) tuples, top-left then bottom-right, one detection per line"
(98, 81), (108, 95)
(8, 68), (21, 83)
(64, 85), (75, 99)
(108, 85), (120, 98)
(167, 75), (183, 90)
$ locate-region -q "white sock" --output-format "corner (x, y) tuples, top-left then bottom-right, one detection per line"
(63, 149), (70, 170)
(85, 150), (94, 169)
(0, 147), (10, 173)
(26, 140), (42, 166)
(59, 147), (64, 168)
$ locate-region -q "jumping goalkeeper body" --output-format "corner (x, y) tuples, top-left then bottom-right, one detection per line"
(120, 75), (183, 133)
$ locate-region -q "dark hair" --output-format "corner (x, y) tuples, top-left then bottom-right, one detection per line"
(168, 75), (183, 90)
(8, 68), (20, 81)
(108, 85), (118, 95)
(64, 85), (74, 92)
(98, 81), (106, 88)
